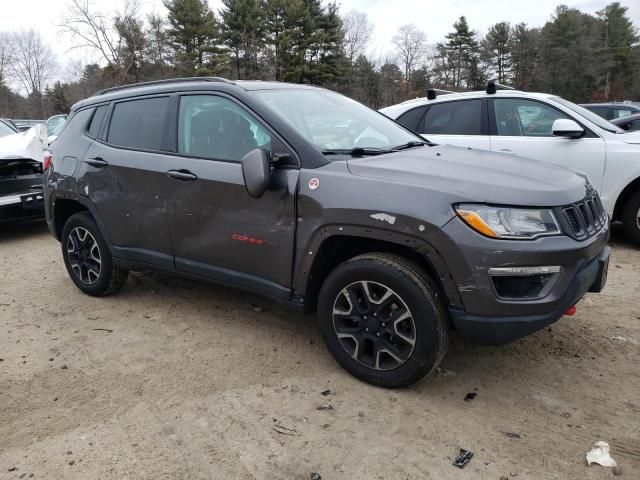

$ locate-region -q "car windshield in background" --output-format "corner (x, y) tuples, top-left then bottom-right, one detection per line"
(250, 89), (422, 155)
(553, 97), (624, 134)
(0, 121), (16, 138)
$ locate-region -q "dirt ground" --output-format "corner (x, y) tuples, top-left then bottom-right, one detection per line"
(0, 221), (638, 480)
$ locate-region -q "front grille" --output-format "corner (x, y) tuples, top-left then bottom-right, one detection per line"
(559, 191), (607, 240)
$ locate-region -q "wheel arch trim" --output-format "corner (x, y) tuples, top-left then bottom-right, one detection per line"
(51, 192), (114, 253)
(293, 224), (463, 310)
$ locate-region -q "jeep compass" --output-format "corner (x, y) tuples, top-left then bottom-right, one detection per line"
(44, 78), (610, 387)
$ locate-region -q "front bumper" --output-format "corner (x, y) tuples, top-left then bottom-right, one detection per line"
(435, 217), (610, 345)
(0, 189), (45, 222)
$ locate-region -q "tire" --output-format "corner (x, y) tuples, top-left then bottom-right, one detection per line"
(61, 212), (128, 296)
(621, 190), (640, 246)
(317, 253), (448, 388)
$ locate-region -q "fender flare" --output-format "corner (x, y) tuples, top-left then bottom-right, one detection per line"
(50, 192), (114, 253)
(292, 223), (463, 309)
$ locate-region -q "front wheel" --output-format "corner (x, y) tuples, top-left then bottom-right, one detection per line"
(61, 212), (129, 296)
(317, 253), (448, 388)
(621, 190), (640, 245)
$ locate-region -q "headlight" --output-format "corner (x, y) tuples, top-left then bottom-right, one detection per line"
(455, 204), (561, 239)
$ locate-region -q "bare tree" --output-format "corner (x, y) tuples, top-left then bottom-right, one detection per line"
(59, 0), (123, 68)
(0, 32), (13, 84)
(7, 29), (56, 115)
(392, 24), (427, 85)
(342, 10), (374, 62)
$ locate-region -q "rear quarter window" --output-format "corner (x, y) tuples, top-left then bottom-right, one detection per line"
(86, 105), (108, 138)
(107, 97), (169, 150)
(396, 106), (427, 132)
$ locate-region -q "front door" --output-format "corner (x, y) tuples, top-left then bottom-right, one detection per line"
(165, 93), (298, 299)
(489, 98), (606, 191)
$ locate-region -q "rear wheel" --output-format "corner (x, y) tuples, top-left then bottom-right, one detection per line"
(318, 253), (448, 388)
(621, 190), (640, 245)
(61, 212), (128, 296)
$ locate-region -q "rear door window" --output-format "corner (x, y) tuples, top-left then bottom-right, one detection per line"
(422, 100), (482, 135)
(107, 97), (169, 150)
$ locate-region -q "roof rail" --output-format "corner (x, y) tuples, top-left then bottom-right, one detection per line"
(94, 77), (232, 96)
(426, 88), (456, 100)
(486, 79), (515, 94)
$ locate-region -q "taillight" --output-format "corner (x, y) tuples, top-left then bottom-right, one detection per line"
(43, 151), (52, 171)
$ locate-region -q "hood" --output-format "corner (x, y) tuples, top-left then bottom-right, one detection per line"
(0, 124), (47, 162)
(347, 144), (588, 207)
(620, 131), (640, 144)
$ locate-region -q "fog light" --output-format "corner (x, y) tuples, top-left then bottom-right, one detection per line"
(489, 266), (562, 300)
(564, 305), (577, 316)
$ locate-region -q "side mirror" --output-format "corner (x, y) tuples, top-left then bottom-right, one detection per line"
(241, 149), (271, 198)
(552, 119), (585, 138)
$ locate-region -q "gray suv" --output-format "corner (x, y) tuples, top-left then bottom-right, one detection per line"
(44, 78), (610, 387)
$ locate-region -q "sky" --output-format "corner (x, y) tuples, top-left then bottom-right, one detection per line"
(1, 0), (639, 83)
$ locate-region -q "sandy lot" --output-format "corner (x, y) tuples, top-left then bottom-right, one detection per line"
(0, 221), (638, 479)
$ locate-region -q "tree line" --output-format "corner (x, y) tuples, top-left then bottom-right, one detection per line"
(0, 0), (638, 119)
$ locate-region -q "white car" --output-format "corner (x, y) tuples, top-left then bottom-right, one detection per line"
(381, 87), (640, 244)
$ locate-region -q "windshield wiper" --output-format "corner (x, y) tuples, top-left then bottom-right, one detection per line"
(321, 147), (392, 157)
(391, 140), (432, 150)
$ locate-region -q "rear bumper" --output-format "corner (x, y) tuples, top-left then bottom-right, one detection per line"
(0, 189), (45, 222)
(449, 246), (610, 345)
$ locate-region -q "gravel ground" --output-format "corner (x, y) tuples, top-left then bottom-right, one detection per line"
(0, 221), (638, 480)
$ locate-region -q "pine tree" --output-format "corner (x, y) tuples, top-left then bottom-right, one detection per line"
(538, 6), (601, 101)
(445, 16), (478, 88)
(220, 0), (264, 79)
(45, 81), (71, 114)
(484, 22), (511, 83)
(509, 23), (539, 90)
(163, 0), (225, 74)
(115, 13), (147, 83)
(596, 2), (639, 100)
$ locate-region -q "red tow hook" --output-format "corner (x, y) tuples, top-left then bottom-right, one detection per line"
(564, 305), (577, 316)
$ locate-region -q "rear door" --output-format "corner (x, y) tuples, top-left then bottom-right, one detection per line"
(81, 95), (175, 268)
(488, 97), (606, 190)
(164, 93), (298, 298)
(417, 99), (491, 150)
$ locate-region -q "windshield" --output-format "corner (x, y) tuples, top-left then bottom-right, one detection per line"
(0, 121), (16, 138)
(250, 89), (422, 154)
(552, 97), (624, 134)
(47, 116), (67, 137)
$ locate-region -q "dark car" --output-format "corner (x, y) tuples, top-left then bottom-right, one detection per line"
(611, 113), (640, 131)
(44, 78), (610, 387)
(579, 102), (640, 121)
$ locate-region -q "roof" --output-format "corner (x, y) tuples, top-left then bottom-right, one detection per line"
(579, 102), (640, 109)
(72, 77), (324, 111)
(380, 89), (555, 118)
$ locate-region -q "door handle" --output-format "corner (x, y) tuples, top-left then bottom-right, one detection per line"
(167, 169), (198, 182)
(85, 157), (108, 167)
(499, 149), (512, 153)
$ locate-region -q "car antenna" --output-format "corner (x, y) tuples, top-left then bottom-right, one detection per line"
(486, 79), (515, 94)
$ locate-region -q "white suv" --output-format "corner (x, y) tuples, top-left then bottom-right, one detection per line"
(381, 89), (640, 244)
